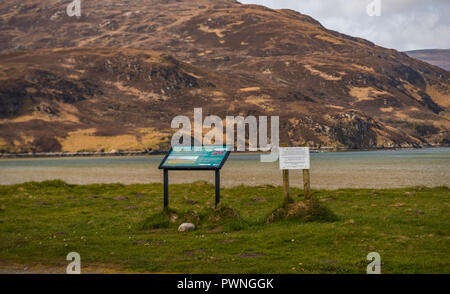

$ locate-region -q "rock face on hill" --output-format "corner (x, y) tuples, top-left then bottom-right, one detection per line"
(0, 0), (449, 153)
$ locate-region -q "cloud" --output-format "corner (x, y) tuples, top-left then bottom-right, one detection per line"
(239, 0), (450, 51)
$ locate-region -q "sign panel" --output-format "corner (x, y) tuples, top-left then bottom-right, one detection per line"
(279, 147), (310, 170)
(159, 146), (231, 170)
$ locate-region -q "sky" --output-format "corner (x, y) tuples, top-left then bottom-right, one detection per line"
(239, 0), (450, 51)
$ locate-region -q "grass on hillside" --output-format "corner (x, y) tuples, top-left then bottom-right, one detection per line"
(0, 180), (449, 274)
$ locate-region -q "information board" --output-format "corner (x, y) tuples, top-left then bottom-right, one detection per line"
(159, 146), (231, 170)
(279, 147), (310, 170)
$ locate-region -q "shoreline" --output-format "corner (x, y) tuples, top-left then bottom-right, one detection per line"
(0, 179), (448, 190)
(0, 145), (449, 159)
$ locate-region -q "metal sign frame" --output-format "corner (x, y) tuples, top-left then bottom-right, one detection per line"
(158, 146), (231, 208)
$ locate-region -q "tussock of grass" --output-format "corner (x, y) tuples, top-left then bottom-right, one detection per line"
(140, 209), (174, 230)
(202, 204), (248, 231)
(266, 198), (338, 224)
(141, 204), (247, 231)
(141, 208), (201, 230)
(25, 179), (72, 188)
(203, 204), (240, 223)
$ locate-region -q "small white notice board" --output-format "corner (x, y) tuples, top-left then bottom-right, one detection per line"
(279, 147), (310, 170)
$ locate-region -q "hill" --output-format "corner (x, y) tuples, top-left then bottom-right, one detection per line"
(0, 0), (449, 153)
(405, 49), (450, 71)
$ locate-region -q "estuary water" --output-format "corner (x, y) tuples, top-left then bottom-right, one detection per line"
(0, 148), (449, 189)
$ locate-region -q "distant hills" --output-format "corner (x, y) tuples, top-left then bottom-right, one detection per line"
(0, 0), (449, 153)
(405, 49), (450, 71)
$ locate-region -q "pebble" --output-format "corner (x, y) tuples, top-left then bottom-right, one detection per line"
(178, 223), (195, 232)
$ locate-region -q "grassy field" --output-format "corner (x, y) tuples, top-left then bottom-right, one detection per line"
(0, 180), (449, 274)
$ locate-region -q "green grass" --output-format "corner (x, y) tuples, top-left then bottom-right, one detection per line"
(0, 180), (449, 273)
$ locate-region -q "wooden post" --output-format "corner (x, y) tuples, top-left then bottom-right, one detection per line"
(302, 143), (311, 199)
(215, 169), (220, 208)
(281, 143), (290, 204)
(163, 169), (169, 209)
(303, 169), (311, 199)
(283, 169), (290, 204)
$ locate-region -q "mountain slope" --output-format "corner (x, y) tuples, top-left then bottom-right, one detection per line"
(405, 49), (450, 71)
(0, 0), (449, 153)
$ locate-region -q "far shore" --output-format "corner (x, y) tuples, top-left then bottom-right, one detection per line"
(0, 144), (449, 159)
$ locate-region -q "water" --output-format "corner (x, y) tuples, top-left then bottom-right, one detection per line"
(0, 148), (449, 189)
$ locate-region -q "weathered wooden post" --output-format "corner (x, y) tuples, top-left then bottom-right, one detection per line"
(215, 169), (220, 208)
(281, 143), (290, 204)
(163, 169), (169, 210)
(302, 143), (311, 199)
(303, 169), (311, 198)
(283, 169), (290, 204)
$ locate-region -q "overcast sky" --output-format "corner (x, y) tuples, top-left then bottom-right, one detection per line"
(239, 0), (450, 51)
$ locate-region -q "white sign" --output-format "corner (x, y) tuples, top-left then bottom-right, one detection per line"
(279, 147), (310, 170)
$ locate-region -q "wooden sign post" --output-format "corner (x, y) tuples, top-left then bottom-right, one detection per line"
(280, 144), (290, 204)
(302, 143), (311, 199)
(282, 169), (290, 204)
(279, 144), (311, 200)
(303, 168), (311, 199)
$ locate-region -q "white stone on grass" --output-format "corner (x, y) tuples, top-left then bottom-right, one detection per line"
(178, 223), (195, 232)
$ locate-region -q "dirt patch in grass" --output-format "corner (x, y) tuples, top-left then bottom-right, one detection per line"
(0, 261), (136, 274)
(239, 253), (266, 258)
(184, 249), (206, 256)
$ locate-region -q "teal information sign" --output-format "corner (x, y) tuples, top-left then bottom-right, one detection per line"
(159, 146), (231, 170)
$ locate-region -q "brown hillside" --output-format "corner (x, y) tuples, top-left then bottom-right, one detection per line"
(405, 49), (450, 71)
(0, 0), (449, 152)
